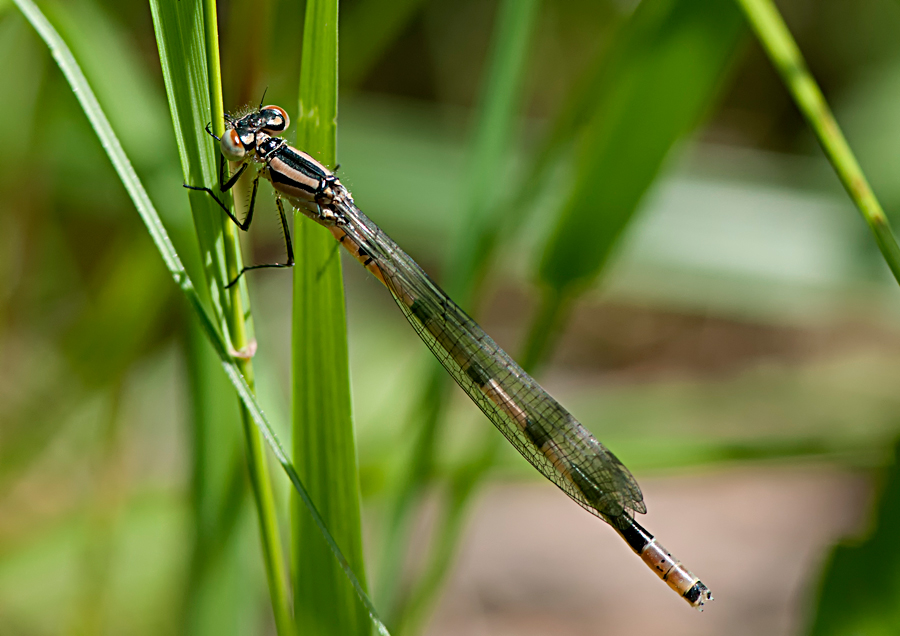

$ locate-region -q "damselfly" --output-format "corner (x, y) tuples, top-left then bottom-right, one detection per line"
(185, 105), (713, 609)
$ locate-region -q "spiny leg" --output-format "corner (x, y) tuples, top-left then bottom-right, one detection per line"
(218, 152), (249, 192)
(274, 196), (295, 264)
(184, 167), (261, 232)
(224, 196), (295, 289)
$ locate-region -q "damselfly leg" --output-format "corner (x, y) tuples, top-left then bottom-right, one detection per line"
(223, 196), (294, 288)
(183, 164), (258, 231)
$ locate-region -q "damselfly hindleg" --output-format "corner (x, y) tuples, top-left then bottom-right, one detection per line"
(223, 196), (295, 288)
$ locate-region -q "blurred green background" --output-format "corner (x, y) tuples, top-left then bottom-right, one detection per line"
(3, 0), (900, 634)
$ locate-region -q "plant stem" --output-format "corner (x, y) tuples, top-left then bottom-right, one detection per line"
(736, 0), (900, 285)
(202, 1), (293, 633)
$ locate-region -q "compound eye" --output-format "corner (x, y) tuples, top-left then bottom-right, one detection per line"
(260, 105), (290, 134)
(221, 128), (248, 161)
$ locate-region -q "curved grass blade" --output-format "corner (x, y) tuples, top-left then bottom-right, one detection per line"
(526, 0), (744, 367)
(538, 0), (744, 293)
(736, 0), (900, 286)
(11, 1), (389, 633)
(809, 436), (900, 635)
(341, 0), (426, 87)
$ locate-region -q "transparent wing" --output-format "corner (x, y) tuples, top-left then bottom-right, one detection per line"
(338, 204), (645, 521)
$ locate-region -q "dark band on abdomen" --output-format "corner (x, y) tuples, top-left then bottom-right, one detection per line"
(523, 418), (553, 450)
(409, 299), (431, 324)
(569, 464), (611, 511)
(464, 361), (488, 387)
(619, 518), (653, 553)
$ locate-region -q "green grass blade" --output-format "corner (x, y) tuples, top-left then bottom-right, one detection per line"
(447, 0), (541, 298)
(341, 0), (427, 87)
(808, 437), (900, 635)
(292, 1), (370, 635)
(183, 315), (255, 636)
(734, 2), (900, 630)
(528, 0), (744, 366)
(146, 0), (230, 326)
(736, 0), (900, 286)
(11, 1), (389, 633)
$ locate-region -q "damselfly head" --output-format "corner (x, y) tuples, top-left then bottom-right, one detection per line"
(227, 104), (291, 139)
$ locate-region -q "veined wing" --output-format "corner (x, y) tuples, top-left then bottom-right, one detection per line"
(337, 204), (645, 522)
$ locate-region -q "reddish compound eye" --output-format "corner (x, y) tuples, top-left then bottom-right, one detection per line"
(259, 105), (290, 134)
(221, 128), (248, 161)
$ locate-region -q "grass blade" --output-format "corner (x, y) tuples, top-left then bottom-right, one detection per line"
(734, 2), (900, 631)
(291, 0), (370, 635)
(182, 315), (254, 635)
(527, 0), (744, 366)
(808, 437), (900, 635)
(341, 0), (427, 87)
(736, 0), (900, 285)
